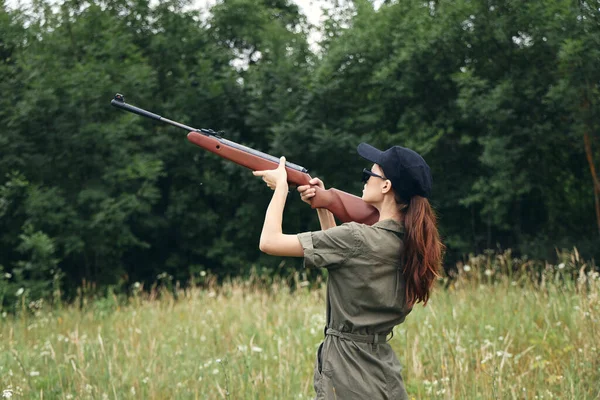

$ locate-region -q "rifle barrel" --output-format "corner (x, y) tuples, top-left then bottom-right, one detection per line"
(110, 93), (308, 173)
(111, 93), (199, 133)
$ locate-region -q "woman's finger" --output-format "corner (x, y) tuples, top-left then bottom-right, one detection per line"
(309, 178), (324, 187)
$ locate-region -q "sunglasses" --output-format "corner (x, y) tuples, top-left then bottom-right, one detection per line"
(362, 168), (386, 184)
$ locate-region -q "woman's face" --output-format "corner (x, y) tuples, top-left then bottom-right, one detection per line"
(361, 164), (387, 203)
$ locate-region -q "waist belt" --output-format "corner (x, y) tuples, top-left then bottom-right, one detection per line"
(325, 328), (392, 344)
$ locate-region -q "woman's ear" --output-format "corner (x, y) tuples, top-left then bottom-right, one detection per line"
(381, 179), (393, 194)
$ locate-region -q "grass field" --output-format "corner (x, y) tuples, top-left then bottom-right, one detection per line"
(1, 252), (599, 399)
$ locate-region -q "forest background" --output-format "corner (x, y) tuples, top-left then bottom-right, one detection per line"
(1, 0), (599, 305)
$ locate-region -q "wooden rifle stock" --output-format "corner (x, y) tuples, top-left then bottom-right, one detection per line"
(187, 132), (379, 225)
(308, 187), (379, 225)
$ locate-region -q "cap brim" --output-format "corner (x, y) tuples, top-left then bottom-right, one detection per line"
(357, 142), (384, 164)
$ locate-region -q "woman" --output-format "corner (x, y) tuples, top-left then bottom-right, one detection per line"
(253, 143), (444, 399)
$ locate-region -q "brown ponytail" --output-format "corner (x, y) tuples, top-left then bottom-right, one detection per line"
(398, 195), (444, 308)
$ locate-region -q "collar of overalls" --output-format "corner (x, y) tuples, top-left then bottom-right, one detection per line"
(373, 219), (404, 234)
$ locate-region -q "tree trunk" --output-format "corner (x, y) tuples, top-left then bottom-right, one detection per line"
(583, 131), (600, 237)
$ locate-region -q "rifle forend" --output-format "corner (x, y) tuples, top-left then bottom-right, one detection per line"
(111, 94), (379, 225)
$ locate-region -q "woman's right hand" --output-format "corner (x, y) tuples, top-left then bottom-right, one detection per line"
(297, 178), (325, 205)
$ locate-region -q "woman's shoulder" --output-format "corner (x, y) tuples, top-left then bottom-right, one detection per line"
(343, 220), (403, 236)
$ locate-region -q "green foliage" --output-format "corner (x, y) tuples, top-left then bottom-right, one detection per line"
(0, 223), (63, 313)
(0, 0), (599, 301)
(13, 225), (62, 302)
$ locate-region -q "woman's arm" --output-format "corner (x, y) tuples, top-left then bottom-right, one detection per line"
(298, 177), (337, 230)
(316, 208), (336, 230)
(253, 157), (304, 257)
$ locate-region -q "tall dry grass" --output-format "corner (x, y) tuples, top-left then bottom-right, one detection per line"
(1, 249), (599, 399)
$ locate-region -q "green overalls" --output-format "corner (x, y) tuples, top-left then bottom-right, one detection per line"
(297, 219), (411, 400)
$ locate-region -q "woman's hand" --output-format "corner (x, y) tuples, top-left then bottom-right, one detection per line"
(252, 156), (288, 190)
(297, 177), (325, 205)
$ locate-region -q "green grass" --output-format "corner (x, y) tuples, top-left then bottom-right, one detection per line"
(1, 261), (599, 399)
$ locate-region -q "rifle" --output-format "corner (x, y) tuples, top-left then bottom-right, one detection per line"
(110, 94), (379, 225)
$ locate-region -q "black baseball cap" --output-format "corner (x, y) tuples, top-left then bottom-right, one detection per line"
(357, 142), (432, 200)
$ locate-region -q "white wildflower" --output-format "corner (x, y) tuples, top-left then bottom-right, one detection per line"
(484, 269), (493, 276)
(200, 271), (207, 277)
(251, 346), (263, 353)
(463, 265), (471, 272)
(4, 273), (11, 279)
(558, 263), (565, 270)
(212, 369), (219, 375)
(130, 386), (136, 395)
(237, 345), (248, 353)
(2, 390), (13, 399)
(29, 371), (39, 377)
(15, 288), (24, 296)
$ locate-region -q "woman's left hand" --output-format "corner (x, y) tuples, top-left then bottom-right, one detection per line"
(253, 156), (288, 190)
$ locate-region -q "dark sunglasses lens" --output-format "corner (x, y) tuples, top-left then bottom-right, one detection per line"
(362, 169), (370, 183)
